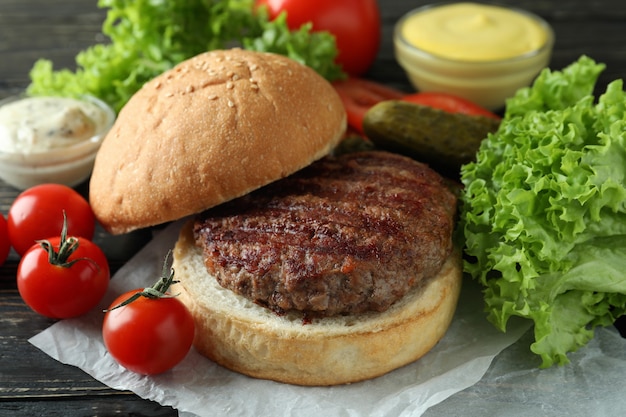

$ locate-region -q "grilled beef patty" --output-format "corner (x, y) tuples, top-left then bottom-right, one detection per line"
(193, 151), (457, 317)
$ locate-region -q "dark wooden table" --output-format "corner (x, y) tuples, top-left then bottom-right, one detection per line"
(1, 1), (625, 416)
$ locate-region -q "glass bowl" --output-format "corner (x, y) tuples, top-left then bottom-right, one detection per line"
(0, 94), (116, 190)
(393, 2), (554, 110)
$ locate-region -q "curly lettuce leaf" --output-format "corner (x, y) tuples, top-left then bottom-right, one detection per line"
(241, 12), (344, 82)
(460, 56), (626, 368)
(27, 0), (343, 112)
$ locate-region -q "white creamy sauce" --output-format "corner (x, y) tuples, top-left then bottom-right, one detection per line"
(0, 97), (110, 154)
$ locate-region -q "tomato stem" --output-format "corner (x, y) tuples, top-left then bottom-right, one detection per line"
(105, 251), (179, 312)
(38, 211), (94, 268)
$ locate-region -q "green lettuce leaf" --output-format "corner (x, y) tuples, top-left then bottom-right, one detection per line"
(460, 55), (626, 367)
(27, 0), (343, 112)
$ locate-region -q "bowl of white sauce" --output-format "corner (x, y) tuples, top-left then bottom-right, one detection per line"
(0, 94), (116, 189)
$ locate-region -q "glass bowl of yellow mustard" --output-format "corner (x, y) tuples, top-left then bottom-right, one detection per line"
(393, 2), (554, 111)
(0, 94), (115, 190)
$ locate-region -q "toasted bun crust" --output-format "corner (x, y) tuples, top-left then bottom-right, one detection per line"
(89, 49), (346, 234)
(172, 221), (463, 386)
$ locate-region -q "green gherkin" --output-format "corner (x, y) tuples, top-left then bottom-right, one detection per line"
(363, 100), (500, 177)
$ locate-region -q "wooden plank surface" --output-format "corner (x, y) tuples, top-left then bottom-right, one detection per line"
(1, 0), (625, 415)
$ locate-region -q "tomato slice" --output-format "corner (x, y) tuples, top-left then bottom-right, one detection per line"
(332, 77), (405, 134)
(332, 78), (500, 135)
(402, 92), (500, 119)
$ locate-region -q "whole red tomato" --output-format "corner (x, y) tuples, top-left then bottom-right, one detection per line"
(0, 215), (10, 265)
(17, 234), (110, 319)
(8, 184), (95, 256)
(102, 258), (194, 375)
(103, 288), (195, 375)
(256, 0), (381, 76)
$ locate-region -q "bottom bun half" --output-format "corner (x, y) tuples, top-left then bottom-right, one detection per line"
(172, 221), (463, 386)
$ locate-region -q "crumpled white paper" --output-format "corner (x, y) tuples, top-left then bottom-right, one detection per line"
(422, 324), (626, 417)
(31, 220), (623, 417)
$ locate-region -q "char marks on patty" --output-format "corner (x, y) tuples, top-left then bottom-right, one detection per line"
(193, 151), (457, 317)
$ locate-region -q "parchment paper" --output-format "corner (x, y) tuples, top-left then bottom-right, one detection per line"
(422, 324), (626, 417)
(29, 220), (623, 417)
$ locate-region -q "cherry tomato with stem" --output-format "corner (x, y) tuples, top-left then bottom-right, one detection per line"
(17, 217), (109, 319)
(0, 214), (10, 266)
(103, 253), (195, 375)
(8, 183), (95, 256)
(256, 0), (381, 76)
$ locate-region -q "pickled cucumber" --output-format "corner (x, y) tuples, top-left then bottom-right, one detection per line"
(362, 100), (500, 176)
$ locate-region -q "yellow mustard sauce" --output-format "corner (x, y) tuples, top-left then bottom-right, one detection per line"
(401, 2), (548, 61)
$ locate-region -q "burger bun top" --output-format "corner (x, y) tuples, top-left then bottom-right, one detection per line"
(89, 48), (346, 234)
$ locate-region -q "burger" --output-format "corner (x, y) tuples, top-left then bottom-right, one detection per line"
(89, 48), (462, 386)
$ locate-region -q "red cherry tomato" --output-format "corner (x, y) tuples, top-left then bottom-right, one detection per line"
(17, 235), (110, 319)
(402, 92), (501, 119)
(332, 77), (405, 134)
(8, 184), (95, 256)
(103, 288), (195, 375)
(256, 0), (381, 76)
(0, 215), (10, 266)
